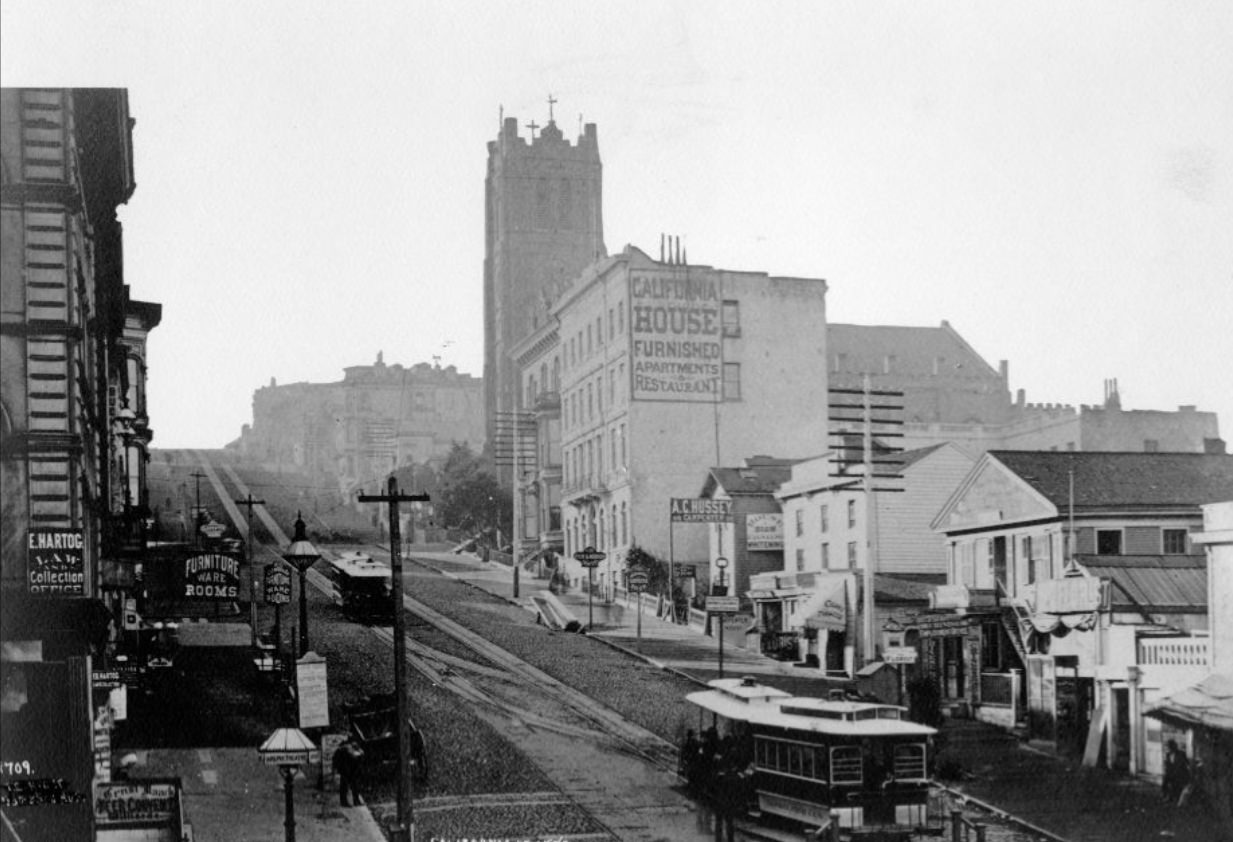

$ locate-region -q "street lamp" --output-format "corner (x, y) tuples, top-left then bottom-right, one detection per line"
(283, 513), (320, 657)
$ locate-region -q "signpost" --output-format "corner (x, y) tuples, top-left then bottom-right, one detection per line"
(706, 590), (739, 679)
(258, 727), (318, 842)
(573, 546), (606, 629)
(265, 563), (292, 661)
(627, 569), (649, 648)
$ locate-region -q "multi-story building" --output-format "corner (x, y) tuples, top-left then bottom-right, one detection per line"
(533, 244), (829, 596)
(484, 111), (605, 461)
(235, 354), (484, 494)
(829, 324), (1222, 456)
(924, 451), (1232, 770)
(750, 443), (974, 674)
(1, 87), (154, 840)
(511, 320), (563, 562)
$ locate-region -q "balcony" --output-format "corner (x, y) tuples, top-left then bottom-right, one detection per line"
(533, 390), (561, 412)
(1139, 635), (1209, 667)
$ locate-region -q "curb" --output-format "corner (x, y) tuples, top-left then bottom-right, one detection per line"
(936, 783), (1072, 842)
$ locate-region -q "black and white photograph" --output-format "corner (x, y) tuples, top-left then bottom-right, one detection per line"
(2, 3), (1231, 841)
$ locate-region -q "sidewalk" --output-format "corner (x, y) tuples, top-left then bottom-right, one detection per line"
(128, 746), (385, 842)
(413, 549), (1232, 842)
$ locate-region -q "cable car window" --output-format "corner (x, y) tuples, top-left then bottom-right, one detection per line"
(893, 744), (927, 780)
(788, 745), (803, 776)
(831, 746), (862, 784)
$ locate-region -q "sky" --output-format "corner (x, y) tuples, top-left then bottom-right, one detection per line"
(3, 1), (1231, 449)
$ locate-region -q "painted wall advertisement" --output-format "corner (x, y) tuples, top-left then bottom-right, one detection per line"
(629, 272), (722, 401)
(27, 528), (85, 596)
(745, 513), (784, 550)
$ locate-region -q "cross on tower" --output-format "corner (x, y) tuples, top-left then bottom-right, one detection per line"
(547, 93), (557, 123)
(526, 120), (540, 138)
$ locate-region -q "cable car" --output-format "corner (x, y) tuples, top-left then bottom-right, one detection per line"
(685, 676), (939, 837)
(324, 551), (394, 623)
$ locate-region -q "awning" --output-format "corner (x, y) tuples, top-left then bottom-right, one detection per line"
(799, 577), (848, 632)
(1144, 673), (1233, 733)
(746, 589), (776, 600)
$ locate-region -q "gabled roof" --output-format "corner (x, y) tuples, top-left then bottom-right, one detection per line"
(703, 460), (798, 497)
(1078, 554), (1207, 612)
(989, 451), (1233, 512)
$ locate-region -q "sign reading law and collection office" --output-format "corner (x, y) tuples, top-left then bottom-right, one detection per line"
(630, 272), (723, 401)
(27, 528), (86, 596)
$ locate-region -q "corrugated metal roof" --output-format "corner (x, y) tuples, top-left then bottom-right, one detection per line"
(1078, 554), (1207, 610)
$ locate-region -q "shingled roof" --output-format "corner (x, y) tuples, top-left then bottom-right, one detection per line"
(989, 451), (1233, 512)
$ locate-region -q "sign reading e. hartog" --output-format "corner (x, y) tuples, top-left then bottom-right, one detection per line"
(630, 271), (723, 401)
(670, 498), (733, 523)
(27, 528), (85, 596)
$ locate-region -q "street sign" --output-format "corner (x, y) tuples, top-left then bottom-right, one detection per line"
(883, 646), (918, 664)
(573, 546), (606, 568)
(627, 571), (650, 591)
(706, 595), (740, 614)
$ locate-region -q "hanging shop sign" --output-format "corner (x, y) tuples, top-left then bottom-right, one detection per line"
(264, 564), (292, 605)
(629, 271), (723, 402)
(180, 552), (242, 600)
(27, 528), (86, 596)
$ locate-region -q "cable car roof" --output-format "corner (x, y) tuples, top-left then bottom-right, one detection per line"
(687, 678), (937, 738)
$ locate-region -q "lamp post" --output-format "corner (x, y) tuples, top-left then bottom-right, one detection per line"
(283, 513), (320, 658)
(714, 556), (728, 679)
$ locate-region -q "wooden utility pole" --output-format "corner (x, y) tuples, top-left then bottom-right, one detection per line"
(235, 493), (266, 648)
(358, 478), (429, 842)
(190, 470), (207, 548)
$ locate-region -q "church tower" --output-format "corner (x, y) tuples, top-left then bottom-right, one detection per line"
(483, 104), (605, 460)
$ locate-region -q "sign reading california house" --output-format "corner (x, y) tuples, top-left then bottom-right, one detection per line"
(630, 271), (722, 401)
(181, 552), (241, 600)
(27, 528), (86, 596)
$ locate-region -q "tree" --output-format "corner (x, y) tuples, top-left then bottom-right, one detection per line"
(625, 544), (689, 617)
(435, 442), (510, 541)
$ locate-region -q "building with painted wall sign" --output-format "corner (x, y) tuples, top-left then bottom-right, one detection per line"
(1, 87), (161, 842)
(514, 244), (828, 595)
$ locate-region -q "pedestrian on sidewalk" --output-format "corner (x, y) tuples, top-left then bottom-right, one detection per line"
(333, 738), (365, 807)
(1162, 739), (1190, 807)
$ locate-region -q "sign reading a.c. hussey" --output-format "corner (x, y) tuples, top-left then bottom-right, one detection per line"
(670, 498), (733, 523)
(27, 528), (86, 596)
(181, 552), (241, 600)
(630, 272), (722, 401)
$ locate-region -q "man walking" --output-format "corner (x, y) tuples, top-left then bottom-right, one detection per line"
(333, 738), (365, 807)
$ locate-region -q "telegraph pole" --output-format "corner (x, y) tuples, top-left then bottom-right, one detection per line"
(190, 471), (207, 548)
(359, 478), (429, 842)
(236, 493), (266, 648)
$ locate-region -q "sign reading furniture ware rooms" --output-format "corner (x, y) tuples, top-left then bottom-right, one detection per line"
(27, 528), (85, 596)
(181, 552), (241, 600)
(630, 271), (722, 401)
